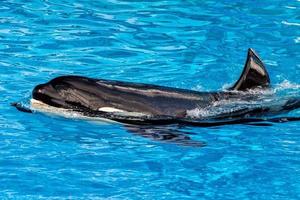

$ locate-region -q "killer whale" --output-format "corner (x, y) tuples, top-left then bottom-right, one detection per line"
(13, 49), (300, 126)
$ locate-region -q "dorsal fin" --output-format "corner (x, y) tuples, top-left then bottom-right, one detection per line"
(230, 48), (270, 91)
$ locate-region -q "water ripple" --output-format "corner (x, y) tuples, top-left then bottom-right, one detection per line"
(0, 0), (300, 199)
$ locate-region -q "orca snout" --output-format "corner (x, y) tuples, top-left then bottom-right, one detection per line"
(32, 83), (63, 108)
(32, 84), (47, 100)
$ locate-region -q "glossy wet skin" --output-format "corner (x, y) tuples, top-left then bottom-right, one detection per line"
(30, 49), (300, 124)
(32, 75), (221, 118)
(31, 77), (300, 125)
(33, 83), (68, 108)
(30, 49), (273, 120)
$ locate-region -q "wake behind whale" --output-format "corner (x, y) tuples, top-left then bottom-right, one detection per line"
(12, 48), (300, 127)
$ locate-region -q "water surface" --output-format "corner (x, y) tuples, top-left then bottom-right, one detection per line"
(1, 0), (300, 199)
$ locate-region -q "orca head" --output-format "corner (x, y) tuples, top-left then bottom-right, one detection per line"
(32, 84), (61, 107)
(32, 81), (67, 108)
(32, 76), (94, 110)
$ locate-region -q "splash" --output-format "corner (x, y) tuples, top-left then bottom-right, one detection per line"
(187, 82), (300, 119)
(274, 80), (300, 91)
(282, 21), (300, 27)
(186, 99), (267, 119)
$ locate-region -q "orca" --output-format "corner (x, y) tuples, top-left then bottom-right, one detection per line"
(19, 48), (299, 127)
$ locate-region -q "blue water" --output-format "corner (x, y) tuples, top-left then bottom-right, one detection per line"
(1, 0), (300, 199)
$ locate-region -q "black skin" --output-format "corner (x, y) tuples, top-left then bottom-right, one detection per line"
(32, 75), (237, 119)
(30, 49), (300, 125)
(32, 75), (217, 117)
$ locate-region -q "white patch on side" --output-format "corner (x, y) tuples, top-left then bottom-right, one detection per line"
(30, 99), (150, 123)
(98, 107), (125, 113)
(98, 107), (149, 118)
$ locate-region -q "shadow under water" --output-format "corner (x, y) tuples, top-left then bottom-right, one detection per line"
(125, 124), (206, 147)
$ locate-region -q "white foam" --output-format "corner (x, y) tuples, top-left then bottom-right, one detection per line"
(186, 88), (274, 119)
(187, 99), (246, 119)
(282, 21), (300, 27)
(186, 107), (211, 119)
(274, 80), (300, 92)
(221, 83), (232, 90)
(285, 6), (297, 9)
